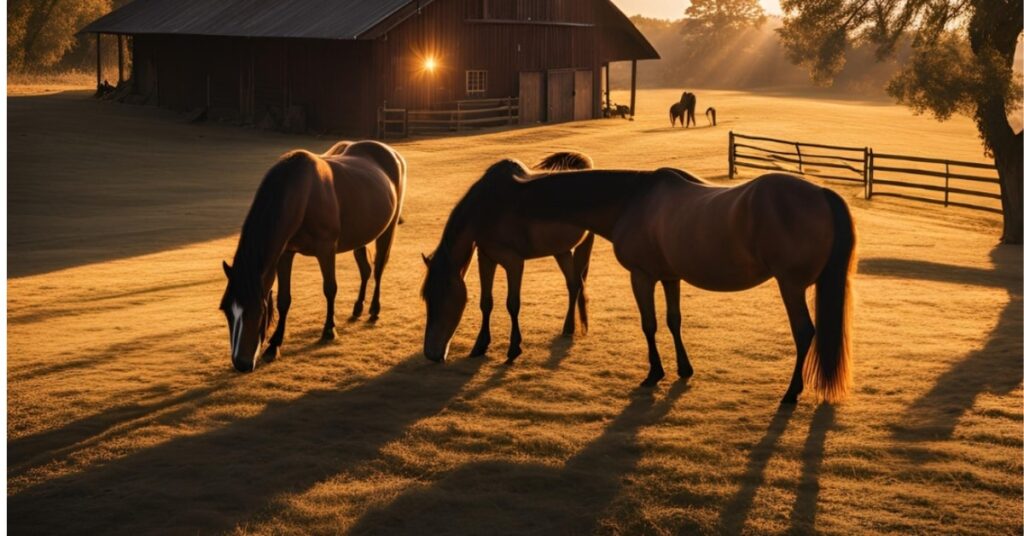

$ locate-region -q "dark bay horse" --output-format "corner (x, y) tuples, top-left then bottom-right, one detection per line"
(485, 162), (855, 404)
(680, 91), (697, 127)
(421, 152), (595, 363)
(220, 140), (406, 372)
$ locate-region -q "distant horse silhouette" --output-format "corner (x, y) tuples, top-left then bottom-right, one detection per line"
(680, 91), (697, 127)
(220, 140), (406, 371)
(669, 102), (686, 127)
(706, 107), (717, 126)
(605, 104), (630, 118)
(490, 162), (855, 404)
(422, 152), (595, 363)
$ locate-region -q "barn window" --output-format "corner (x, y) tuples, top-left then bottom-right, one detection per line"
(466, 70), (488, 95)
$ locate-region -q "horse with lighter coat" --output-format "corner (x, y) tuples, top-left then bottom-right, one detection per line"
(220, 140), (406, 371)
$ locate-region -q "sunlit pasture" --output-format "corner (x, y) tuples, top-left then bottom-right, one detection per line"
(7, 87), (1021, 534)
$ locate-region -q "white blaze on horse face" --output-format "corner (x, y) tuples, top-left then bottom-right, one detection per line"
(230, 301), (244, 360)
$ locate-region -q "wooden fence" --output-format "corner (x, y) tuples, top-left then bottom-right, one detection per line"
(729, 131), (1002, 214)
(378, 97), (518, 138)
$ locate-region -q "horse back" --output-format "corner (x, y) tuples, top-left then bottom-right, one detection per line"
(322, 144), (403, 252)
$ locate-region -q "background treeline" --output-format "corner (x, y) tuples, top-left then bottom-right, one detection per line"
(8, 0), (131, 77)
(613, 15), (910, 94)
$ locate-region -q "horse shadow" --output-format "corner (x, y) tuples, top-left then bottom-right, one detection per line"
(718, 404), (837, 534)
(349, 381), (690, 535)
(859, 245), (1023, 441)
(8, 355), (484, 534)
(543, 334), (574, 369)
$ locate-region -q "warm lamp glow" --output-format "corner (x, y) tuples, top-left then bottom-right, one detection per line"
(424, 57), (437, 72)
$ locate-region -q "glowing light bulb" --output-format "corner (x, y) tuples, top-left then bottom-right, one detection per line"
(424, 57), (436, 72)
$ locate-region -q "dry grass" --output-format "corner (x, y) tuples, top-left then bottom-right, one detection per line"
(7, 88), (1021, 535)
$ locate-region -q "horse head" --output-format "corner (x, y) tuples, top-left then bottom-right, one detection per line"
(220, 261), (274, 372)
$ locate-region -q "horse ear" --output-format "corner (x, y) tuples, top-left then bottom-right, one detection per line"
(421, 253), (430, 266)
(222, 261), (231, 278)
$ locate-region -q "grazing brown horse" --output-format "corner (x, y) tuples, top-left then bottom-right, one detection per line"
(706, 107), (717, 126)
(220, 140), (406, 372)
(487, 161), (855, 404)
(421, 152), (595, 363)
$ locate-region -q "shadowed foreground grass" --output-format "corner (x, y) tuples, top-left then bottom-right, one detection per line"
(7, 88), (1022, 535)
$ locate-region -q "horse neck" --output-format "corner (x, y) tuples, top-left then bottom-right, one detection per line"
(520, 170), (658, 238)
(436, 196), (478, 272)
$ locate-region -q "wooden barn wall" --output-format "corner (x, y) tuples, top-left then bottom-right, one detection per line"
(130, 35), (375, 134)
(376, 0), (607, 113)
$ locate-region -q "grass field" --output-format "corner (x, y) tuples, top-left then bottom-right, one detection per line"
(7, 87), (1022, 535)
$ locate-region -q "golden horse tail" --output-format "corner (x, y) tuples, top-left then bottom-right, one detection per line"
(572, 231), (595, 335)
(804, 188), (856, 403)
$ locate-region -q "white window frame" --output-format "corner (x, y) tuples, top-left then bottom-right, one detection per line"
(466, 70), (488, 96)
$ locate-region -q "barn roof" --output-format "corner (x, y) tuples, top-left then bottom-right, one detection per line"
(82, 0), (657, 59)
(81, 0), (421, 40)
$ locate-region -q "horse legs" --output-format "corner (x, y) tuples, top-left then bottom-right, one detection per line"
(263, 250), (295, 362)
(662, 279), (693, 378)
(554, 251), (581, 336)
(631, 271), (665, 387)
(351, 247), (371, 319)
(470, 252), (497, 357)
(368, 222), (397, 321)
(779, 280), (815, 404)
(505, 259), (525, 362)
(316, 250), (338, 341)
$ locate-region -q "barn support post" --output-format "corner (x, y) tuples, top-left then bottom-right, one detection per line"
(604, 62), (610, 111)
(117, 34), (124, 84)
(795, 142), (803, 173)
(866, 149), (874, 199)
(95, 33), (102, 90)
(629, 60), (637, 118)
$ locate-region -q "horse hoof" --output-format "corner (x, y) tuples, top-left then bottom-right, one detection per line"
(507, 346), (523, 361)
(320, 328), (336, 342)
(469, 343), (489, 357)
(350, 304), (363, 319)
(261, 345), (280, 363)
(367, 314), (379, 323)
(640, 372), (665, 388)
(780, 394), (799, 405)
(678, 367), (694, 378)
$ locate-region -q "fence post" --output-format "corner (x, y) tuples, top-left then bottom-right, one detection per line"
(796, 142), (803, 174)
(728, 131), (735, 179)
(866, 149), (873, 199)
(944, 162), (950, 207)
(862, 147), (869, 198)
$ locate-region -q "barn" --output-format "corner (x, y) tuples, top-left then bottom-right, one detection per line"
(82, 0), (659, 137)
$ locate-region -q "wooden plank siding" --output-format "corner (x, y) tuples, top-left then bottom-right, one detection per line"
(118, 0), (653, 135)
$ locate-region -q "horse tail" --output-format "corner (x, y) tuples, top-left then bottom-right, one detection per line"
(804, 188), (856, 403)
(572, 231), (595, 335)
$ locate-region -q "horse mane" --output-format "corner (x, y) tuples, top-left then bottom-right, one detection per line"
(660, 167), (710, 185)
(534, 151), (593, 171)
(227, 150), (321, 311)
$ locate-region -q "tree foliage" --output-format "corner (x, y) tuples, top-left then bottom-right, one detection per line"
(684, 0), (767, 39)
(779, 0), (1024, 243)
(8, 0), (111, 72)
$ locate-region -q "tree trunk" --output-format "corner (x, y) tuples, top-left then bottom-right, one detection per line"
(970, 0), (1023, 243)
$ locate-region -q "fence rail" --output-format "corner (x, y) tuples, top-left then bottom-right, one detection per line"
(728, 131), (1001, 214)
(378, 97), (518, 138)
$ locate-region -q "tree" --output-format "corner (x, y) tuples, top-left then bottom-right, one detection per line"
(8, 0), (110, 72)
(684, 0), (767, 38)
(779, 0), (1023, 243)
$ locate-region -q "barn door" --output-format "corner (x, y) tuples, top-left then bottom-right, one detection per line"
(547, 69), (574, 123)
(518, 71), (544, 124)
(573, 70), (593, 120)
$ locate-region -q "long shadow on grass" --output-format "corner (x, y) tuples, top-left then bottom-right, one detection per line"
(8, 355), (483, 535)
(349, 381), (690, 535)
(719, 404), (837, 534)
(860, 246), (1023, 441)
